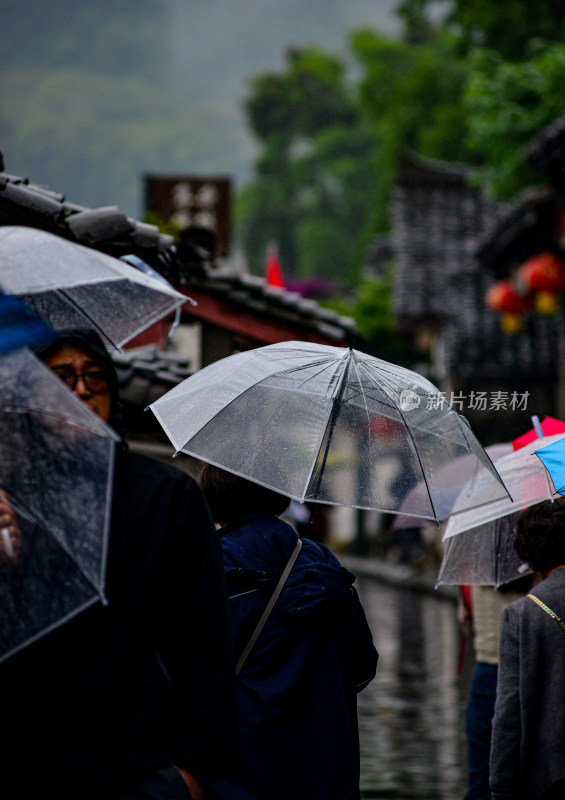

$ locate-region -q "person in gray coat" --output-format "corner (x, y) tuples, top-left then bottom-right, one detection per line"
(490, 497), (565, 800)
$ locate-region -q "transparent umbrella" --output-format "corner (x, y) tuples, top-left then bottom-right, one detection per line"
(0, 347), (119, 663)
(392, 442), (513, 531)
(436, 513), (532, 589)
(442, 433), (563, 540)
(0, 226), (191, 349)
(150, 341), (509, 520)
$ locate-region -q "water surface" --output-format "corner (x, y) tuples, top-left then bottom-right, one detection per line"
(357, 577), (473, 799)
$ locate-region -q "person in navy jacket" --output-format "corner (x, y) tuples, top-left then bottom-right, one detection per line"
(200, 463), (378, 800)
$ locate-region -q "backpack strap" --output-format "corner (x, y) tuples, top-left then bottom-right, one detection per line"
(527, 593), (565, 632)
(236, 537), (303, 676)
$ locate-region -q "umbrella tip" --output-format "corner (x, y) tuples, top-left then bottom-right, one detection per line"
(531, 415), (544, 439)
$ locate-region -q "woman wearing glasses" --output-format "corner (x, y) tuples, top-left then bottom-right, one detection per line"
(1, 328), (236, 800)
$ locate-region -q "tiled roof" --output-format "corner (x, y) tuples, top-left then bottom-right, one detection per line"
(525, 113), (565, 172)
(109, 345), (192, 440)
(392, 149), (472, 188)
(186, 267), (357, 345)
(392, 149), (499, 323)
(475, 187), (557, 276)
(390, 149), (559, 384)
(0, 169), (357, 348)
(0, 172), (209, 281)
(112, 345), (192, 407)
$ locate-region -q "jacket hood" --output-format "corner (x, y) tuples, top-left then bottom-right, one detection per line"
(220, 514), (356, 616)
(33, 327), (126, 440)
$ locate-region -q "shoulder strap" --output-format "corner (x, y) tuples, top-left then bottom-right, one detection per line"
(527, 593), (565, 632)
(236, 537), (303, 676)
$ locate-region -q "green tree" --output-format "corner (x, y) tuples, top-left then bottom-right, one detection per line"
(397, 0), (565, 60)
(351, 27), (473, 231)
(464, 41), (565, 198)
(239, 1), (565, 293)
(237, 46), (376, 284)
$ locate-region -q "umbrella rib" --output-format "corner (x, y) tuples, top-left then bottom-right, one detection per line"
(0, 594), (102, 666)
(356, 359), (417, 413)
(291, 360), (341, 391)
(5, 494), (107, 601)
(58, 288), (122, 350)
(258, 355), (339, 391)
(1, 406), (117, 439)
(170, 356), (339, 452)
(185, 350), (350, 502)
(305, 351), (351, 501)
(349, 352), (372, 426)
(357, 360), (440, 523)
(493, 518), (500, 587)
(99, 436), (116, 602)
(534, 450), (558, 499)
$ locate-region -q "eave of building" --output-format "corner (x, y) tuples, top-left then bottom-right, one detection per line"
(526, 114), (565, 172)
(177, 284), (355, 346)
(475, 187), (557, 276)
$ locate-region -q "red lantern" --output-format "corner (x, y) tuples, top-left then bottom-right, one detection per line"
(485, 280), (534, 314)
(518, 252), (565, 294)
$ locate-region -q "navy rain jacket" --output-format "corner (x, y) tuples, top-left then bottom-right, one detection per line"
(209, 514), (378, 800)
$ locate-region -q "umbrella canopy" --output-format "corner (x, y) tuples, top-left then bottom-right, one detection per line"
(0, 347), (119, 663)
(150, 341), (509, 519)
(436, 513), (532, 589)
(534, 436), (565, 495)
(392, 442), (513, 530)
(442, 433), (564, 540)
(0, 226), (190, 349)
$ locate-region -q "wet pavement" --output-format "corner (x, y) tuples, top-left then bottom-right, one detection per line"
(352, 569), (474, 799)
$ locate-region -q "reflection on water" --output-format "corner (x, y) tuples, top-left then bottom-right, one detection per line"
(357, 577), (473, 799)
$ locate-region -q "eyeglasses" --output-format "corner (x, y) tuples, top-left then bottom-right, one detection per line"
(51, 368), (109, 393)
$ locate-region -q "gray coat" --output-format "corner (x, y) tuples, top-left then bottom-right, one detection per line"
(490, 567), (565, 799)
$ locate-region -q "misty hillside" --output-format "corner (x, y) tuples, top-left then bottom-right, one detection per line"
(0, 0), (398, 217)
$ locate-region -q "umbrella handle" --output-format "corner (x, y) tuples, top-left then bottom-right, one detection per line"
(1, 527), (14, 559)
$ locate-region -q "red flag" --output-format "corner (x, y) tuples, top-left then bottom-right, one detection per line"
(265, 243), (285, 288)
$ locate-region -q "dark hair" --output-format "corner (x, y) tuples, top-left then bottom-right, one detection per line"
(199, 463), (290, 524)
(34, 328), (125, 440)
(514, 498), (565, 573)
